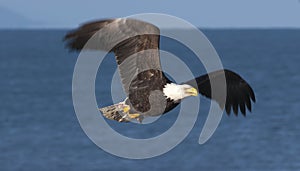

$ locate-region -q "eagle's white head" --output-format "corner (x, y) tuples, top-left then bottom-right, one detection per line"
(163, 83), (198, 101)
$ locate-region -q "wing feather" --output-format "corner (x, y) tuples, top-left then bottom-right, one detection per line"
(185, 69), (255, 116)
(64, 18), (166, 95)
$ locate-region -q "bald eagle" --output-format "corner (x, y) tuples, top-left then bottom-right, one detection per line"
(64, 18), (255, 123)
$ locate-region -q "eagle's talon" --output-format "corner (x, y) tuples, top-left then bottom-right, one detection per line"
(123, 105), (130, 113)
(128, 113), (140, 119)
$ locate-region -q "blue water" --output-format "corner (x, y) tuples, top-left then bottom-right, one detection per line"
(1, 29), (300, 170)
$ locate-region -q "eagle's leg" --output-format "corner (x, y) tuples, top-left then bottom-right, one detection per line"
(123, 105), (130, 113)
(121, 105), (143, 123)
(99, 102), (130, 122)
(128, 113), (140, 119)
(100, 102), (143, 122)
(117, 105), (130, 122)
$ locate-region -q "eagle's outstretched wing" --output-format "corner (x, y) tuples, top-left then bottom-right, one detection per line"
(64, 18), (169, 113)
(185, 69), (256, 116)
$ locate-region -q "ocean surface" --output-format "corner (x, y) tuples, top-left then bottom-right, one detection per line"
(1, 29), (300, 170)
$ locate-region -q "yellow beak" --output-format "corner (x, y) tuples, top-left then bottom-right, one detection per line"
(186, 87), (198, 96)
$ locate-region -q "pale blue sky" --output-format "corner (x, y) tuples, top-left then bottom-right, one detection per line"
(1, 0), (300, 28)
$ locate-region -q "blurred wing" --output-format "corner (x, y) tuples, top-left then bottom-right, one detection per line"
(64, 18), (166, 95)
(185, 69), (256, 116)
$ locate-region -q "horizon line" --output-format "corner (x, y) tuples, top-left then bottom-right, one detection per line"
(1, 26), (300, 30)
